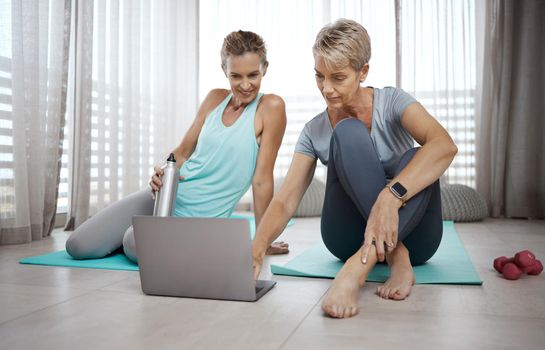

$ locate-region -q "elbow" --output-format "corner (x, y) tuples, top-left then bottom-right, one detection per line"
(252, 177), (274, 195)
(443, 140), (458, 164)
(449, 141), (458, 159)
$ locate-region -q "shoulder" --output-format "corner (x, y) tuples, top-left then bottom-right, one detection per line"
(258, 93), (286, 112)
(304, 109), (329, 131)
(257, 94), (287, 128)
(375, 87), (417, 121)
(203, 88), (230, 105)
(378, 86), (416, 102)
(196, 89), (230, 119)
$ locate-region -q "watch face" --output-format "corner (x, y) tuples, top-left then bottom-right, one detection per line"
(391, 182), (407, 197)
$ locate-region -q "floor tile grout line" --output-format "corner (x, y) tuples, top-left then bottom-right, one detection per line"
(96, 275), (136, 290)
(0, 290), (94, 327)
(278, 289), (329, 350)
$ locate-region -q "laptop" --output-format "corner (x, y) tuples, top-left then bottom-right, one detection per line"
(132, 215), (276, 302)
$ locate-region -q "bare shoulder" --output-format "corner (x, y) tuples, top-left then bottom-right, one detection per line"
(259, 93), (286, 111)
(202, 88), (230, 107)
(197, 89), (230, 118)
(258, 94), (287, 131)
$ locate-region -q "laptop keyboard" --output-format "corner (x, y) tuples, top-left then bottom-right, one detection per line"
(255, 286), (264, 294)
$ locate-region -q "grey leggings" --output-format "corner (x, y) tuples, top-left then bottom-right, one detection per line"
(321, 118), (443, 265)
(65, 189), (154, 263)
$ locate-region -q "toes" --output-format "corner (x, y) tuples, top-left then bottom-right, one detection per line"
(332, 305), (340, 318)
(340, 306), (357, 318)
(392, 289), (410, 300)
(322, 303), (338, 318)
(350, 306), (359, 317)
(323, 303), (358, 318)
(388, 287), (400, 299)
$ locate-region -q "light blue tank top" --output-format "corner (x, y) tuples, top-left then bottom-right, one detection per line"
(172, 93), (262, 217)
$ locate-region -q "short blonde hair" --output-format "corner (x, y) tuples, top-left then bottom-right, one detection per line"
(220, 30), (268, 69)
(313, 19), (371, 71)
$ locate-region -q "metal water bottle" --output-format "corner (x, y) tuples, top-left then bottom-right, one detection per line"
(153, 153), (179, 217)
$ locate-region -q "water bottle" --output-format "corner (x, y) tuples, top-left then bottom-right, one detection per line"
(153, 153), (179, 217)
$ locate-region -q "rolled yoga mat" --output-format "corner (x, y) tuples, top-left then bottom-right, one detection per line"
(271, 221), (482, 285)
(19, 214), (295, 271)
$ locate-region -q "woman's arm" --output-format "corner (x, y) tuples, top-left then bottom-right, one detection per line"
(252, 153), (317, 279)
(361, 102), (458, 263)
(150, 89), (228, 193)
(390, 102), (458, 200)
(251, 95), (287, 228)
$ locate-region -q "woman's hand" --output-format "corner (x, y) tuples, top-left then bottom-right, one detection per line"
(360, 188), (404, 263)
(266, 241), (289, 255)
(149, 165), (184, 198)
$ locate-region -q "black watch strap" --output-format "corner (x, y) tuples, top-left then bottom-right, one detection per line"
(387, 182), (407, 206)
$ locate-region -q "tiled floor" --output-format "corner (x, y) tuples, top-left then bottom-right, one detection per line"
(0, 217), (544, 349)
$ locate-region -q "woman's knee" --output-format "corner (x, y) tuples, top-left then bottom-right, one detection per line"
(122, 226), (138, 263)
(331, 118), (371, 149)
(65, 234), (89, 259)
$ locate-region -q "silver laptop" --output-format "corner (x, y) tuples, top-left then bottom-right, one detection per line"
(132, 216), (276, 302)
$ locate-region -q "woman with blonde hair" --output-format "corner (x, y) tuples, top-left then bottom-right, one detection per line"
(66, 30), (289, 262)
(252, 19), (457, 318)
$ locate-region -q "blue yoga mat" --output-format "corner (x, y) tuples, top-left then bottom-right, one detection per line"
(19, 214), (295, 271)
(271, 221), (482, 285)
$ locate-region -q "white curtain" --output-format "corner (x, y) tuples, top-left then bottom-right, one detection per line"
(398, 0), (476, 187)
(65, 0), (199, 229)
(199, 0), (476, 189)
(476, 0), (545, 218)
(0, 0), (70, 244)
(0, 0), (72, 245)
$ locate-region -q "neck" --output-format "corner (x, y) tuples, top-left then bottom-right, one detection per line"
(329, 87), (373, 123)
(230, 96), (249, 111)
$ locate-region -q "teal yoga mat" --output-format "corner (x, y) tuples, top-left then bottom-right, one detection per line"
(19, 214), (295, 271)
(271, 221), (482, 285)
(19, 250), (140, 271)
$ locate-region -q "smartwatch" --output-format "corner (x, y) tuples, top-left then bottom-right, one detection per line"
(387, 182), (407, 206)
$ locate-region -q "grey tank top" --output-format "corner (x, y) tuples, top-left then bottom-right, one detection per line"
(294, 87), (417, 178)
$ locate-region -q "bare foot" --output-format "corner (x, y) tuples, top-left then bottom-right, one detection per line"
(376, 243), (415, 300)
(322, 249), (377, 318)
(265, 241), (289, 255)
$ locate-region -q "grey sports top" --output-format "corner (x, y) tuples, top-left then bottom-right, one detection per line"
(295, 87), (417, 178)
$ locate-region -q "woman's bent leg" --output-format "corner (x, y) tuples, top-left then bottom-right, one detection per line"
(392, 149), (443, 265)
(321, 118), (386, 260)
(401, 180), (443, 265)
(321, 118), (442, 265)
(65, 189), (154, 259)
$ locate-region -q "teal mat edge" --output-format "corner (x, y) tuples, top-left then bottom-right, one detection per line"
(19, 250), (139, 271)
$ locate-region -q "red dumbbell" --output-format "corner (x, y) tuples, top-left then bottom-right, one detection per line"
(502, 262), (523, 280)
(493, 256), (514, 272)
(526, 260), (543, 276)
(493, 250), (541, 280)
(514, 250), (536, 268)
